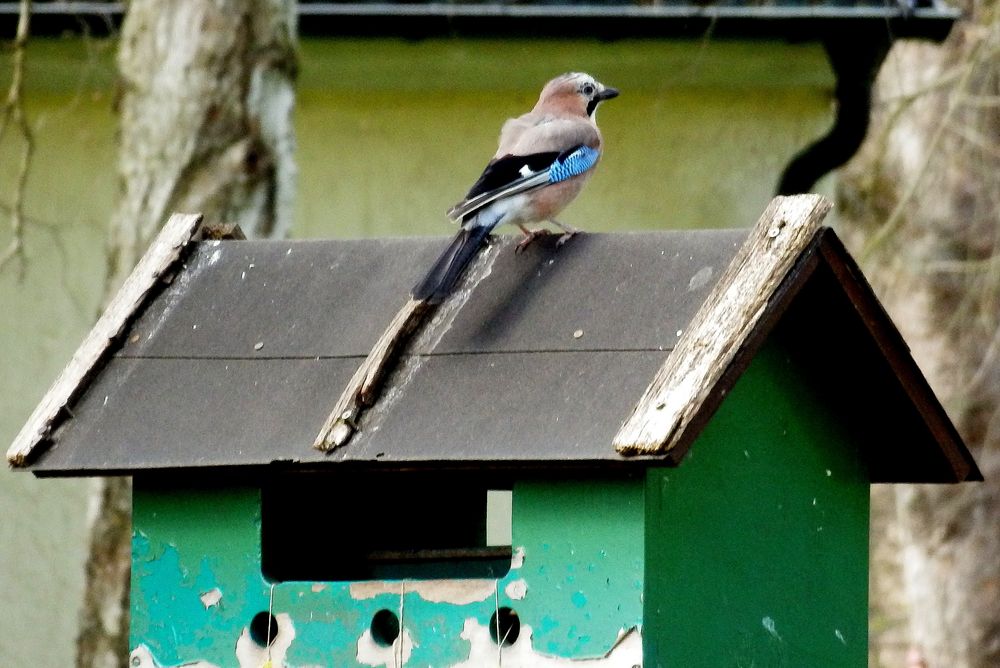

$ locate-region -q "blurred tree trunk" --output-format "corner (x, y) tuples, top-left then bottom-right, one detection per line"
(76, 1), (297, 666)
(837, 4), (999, 667)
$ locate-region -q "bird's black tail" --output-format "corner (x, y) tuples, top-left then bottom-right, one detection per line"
(412, 225), (494, 304)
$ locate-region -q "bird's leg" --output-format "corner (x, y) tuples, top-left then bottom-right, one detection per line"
(550, 219), (580, 247)
(515, 224), (549, 254)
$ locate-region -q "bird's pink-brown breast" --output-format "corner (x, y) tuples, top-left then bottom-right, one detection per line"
(523, 167), (596, 222)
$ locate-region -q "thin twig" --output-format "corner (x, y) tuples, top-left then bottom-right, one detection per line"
(947, 122), (1000, 160)
(860, 34), (991, 261)
(925, 254), (1000, 275)
(0, 205), (93, 319)
(0, 0), (34, 280)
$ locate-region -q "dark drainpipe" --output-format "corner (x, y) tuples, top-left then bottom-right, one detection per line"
(776, 32), (893, 195)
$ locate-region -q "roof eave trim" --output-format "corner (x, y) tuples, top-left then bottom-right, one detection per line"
(613, 212), (981, 483)
(6, 213), (213, 468)
(817, 234), (982, 482)
(613, 194), (833, 456)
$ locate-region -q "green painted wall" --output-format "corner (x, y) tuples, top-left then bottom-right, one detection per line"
(510, 478), (645, 657)
(644, 340), (870, 667)
(131, 477), (643, 665)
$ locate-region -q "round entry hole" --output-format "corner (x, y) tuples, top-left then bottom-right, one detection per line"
(490, 607), (520, 646)
(249, 611), (278, 647)
(371, 609), (400, 647)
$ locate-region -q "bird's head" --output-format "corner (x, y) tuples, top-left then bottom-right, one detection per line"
(536, 72), (619, 119)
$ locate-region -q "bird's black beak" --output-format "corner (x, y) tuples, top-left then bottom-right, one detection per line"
(596, 87), (620, 101)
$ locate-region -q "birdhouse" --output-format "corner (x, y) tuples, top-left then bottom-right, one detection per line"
(9, 196), (980, 667)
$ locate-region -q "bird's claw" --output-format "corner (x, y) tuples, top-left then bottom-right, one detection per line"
(515, 230), (549, 254)
(556, 230), (578, 248)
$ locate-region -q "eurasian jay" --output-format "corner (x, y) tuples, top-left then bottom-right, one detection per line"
(411, 72), (619, 304)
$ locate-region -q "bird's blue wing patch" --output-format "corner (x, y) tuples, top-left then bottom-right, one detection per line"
(547, 146), (601, 184)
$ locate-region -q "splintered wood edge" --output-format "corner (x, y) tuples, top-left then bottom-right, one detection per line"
(7, 212), (206, 468)
(613, 194), (833, 456)
(314, 297), (434, 451)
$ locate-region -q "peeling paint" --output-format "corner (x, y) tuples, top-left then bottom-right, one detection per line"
(134, 481), (642, 666)
(235, 613), (295, 668)
(505, 579), (528, 600)
(199, 588), (222, 609)
(130, 645), (219, 668)
(356, 628), (415, 667)
(350, 579), (496, 605)
(761, 616), (782, 641)
(449, 620), (642, 667)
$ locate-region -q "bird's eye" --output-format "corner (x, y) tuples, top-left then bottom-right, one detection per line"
(582, 83), (595, 96)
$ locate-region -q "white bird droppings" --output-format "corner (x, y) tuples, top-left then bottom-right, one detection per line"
(762, 616), (782, 641)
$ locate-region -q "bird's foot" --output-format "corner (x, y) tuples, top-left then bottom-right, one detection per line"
(515, 229), (549, 254)
(551, 220), (580, 248)
(556, 229), (578, 247)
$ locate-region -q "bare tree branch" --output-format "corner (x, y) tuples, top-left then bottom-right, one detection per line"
(859, 39), (987, 261)
(0, 0), (34, 280)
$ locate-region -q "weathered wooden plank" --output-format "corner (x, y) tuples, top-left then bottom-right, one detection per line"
(613, 194), (832, 456)
(6, 212), (205, 467)
(314, 297), (436, 451)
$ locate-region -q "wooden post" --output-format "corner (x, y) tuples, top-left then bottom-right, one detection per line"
(6, 212), (206, 467)
(613, 194), (832, 456)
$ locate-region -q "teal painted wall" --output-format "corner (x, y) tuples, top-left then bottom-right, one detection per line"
(511, 478), (645, 657)
(131, 486), (263, 666)
(131, 477), (644, 666)
(643, 340), (870, 667)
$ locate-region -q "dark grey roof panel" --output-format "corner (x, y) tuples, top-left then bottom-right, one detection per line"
(432, 231), (743, 355)
(36, 350), (665, 473)
(120, 231), (745, 360)
(39, 357), (361, 471)
(122, 238), (446, 359)
(336, 350), (667, 464)
(23, 228), (980, 482)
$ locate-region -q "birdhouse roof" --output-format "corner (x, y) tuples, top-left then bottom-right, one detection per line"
(8, 200), (981, 482)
